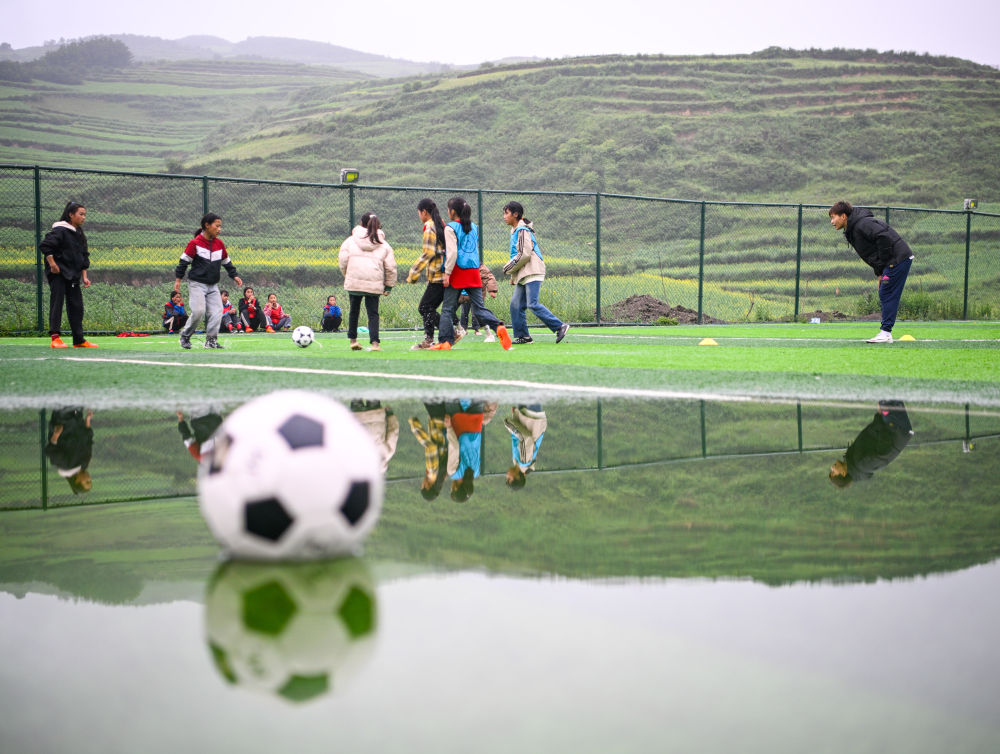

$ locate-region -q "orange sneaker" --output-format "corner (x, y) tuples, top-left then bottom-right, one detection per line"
(73, 341), (99, 348)
(496, 325), (512, 351)
(50, 336), (67, 349)
(265, 326), (275, 333)
(429, 341), (451, 351)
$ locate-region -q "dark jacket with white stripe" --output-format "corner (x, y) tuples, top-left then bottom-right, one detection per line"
(175, 234), (239, 285)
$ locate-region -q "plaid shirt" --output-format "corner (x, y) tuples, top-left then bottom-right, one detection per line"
(407, 221), (446, 284)
(409, 415), (447, 480)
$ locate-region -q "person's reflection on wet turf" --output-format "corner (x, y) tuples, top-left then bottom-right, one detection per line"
(445, 400), (497, 502)
(830, 400), (914, 488)
(350, 400), (399, 474)
(45, 407), (94, 494)
(409, 402), (449, 500)
(177, 409), (223, 463)
(504, 404), (548, 490)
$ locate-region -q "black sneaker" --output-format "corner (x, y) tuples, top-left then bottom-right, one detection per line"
(179, 334), (191, 350)
(556, 323), (570, 343)
(205, 337), (223, 349)
(513, 336), (533, 345)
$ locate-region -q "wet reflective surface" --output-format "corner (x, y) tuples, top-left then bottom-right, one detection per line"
(2, 397), (1000, 752)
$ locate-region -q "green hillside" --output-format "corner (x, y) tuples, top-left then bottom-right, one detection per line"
(179, 49), (1000, 208)
(3, 48), (999, 208)
(0, 59), (372, 171)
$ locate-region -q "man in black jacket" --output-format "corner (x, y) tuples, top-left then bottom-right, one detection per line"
(41, 201), (97, 349)
(829, 201), (914, 343)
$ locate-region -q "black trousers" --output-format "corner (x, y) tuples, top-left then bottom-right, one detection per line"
(48, 275), (85, 344)
(347, 293), (381, 342)
(321, 314), (342, 332)
(418, 283), (444, 340)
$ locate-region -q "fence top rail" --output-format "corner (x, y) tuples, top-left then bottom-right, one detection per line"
(2, 163), (998, 217)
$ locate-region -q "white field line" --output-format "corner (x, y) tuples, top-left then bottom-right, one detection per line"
(61, 356), (756, 403)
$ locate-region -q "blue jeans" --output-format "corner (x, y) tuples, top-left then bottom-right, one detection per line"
(510, 281), (563, 338)
(879, 256), (912, 332)
(439, 287), (501, 344)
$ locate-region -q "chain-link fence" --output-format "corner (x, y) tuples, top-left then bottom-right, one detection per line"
(2, 164), (998, 334)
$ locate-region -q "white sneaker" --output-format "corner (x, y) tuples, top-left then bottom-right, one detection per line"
(482, 326), (496, 343)
(866, 330), (893, 343)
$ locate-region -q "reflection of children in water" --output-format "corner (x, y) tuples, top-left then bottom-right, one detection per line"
(445, 400), (497, 501)
(177, 410), (223, 463)
(45, 407), (94, 494)
(830, 400), (913, 488)
(504, 405), (547, 490)
(350, 400), (399, 474)
(409, 402), (448, 500)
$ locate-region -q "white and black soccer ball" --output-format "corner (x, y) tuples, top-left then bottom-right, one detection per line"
(198, 390), (384, 560)
(292, 326), (314, 348)
(204, 558), (378, 703)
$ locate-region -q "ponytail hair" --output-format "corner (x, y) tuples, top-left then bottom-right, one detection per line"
(503, 200), (531, 228)
(198, 212), (221, 236)
(447, 196), (473, 233)
(418, 197), (446, 249)
(59, 201), (85, 223)
(361, 211), (382, 243)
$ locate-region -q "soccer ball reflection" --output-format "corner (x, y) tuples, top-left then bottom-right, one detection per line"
(204, 558), (378, 702)
(292, 326), (314, 348)
(198, 390), (384, 560)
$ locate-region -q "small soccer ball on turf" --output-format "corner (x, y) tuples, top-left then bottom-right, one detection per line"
(198, 390), (384, 560)
(204, 558), (378, 703)
(292, 326), (314, 348)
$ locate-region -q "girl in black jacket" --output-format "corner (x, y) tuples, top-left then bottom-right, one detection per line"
(41, 200), (97, 348)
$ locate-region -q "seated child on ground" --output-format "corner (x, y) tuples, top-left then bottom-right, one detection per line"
(220, 289), (241, 332)
(322, 295), (343, 332)
(264, 293), (292, 331)
(163, 291), (188, 333)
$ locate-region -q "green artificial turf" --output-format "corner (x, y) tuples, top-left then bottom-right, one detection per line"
(2, 321), (999, 408)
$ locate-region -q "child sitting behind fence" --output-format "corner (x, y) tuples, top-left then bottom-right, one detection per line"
(162, 291), (188, 333)
(322, 294), (342, 332)
(219, 289), (242, 332)
(264, 293), (292, 331)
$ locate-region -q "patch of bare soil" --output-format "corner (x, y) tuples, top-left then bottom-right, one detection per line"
(606, 294), (726, 324)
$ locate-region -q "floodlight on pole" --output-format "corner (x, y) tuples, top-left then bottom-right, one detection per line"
(340, 169), (361, 184)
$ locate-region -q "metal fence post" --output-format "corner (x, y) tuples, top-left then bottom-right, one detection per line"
(698, 201), (706, 324)
(596, 398), (603, 470)
(700, 399), (707, 457)
(202, 176), (209, 215)
(39, 408), (48, 510)
(885, 206), (890, 224)
(33, 166), (43, 333)
(595, 193), (602, 324)
(348, 184), (355, 231)
(796, 402), (803, 453)
(963, 211), (972, 320)
(794, 204), (803, 321)
(476, 189), (484, 265)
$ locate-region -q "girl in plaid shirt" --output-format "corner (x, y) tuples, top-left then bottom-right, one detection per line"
(406, 198), (447, 349)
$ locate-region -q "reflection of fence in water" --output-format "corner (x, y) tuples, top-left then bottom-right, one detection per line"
(3, 400), (997, 511)
(2, 165), (999, 333)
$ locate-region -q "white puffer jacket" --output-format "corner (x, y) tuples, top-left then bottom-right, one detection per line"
(338, 226), (397, 295)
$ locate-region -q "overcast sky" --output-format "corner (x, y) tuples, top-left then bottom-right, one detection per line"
(3, 0), (999, 69)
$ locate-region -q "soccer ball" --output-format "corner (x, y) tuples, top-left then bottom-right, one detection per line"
(204, 558), (378, 703)
(292, 326), (314, 348)
(198, 390), (384, 560)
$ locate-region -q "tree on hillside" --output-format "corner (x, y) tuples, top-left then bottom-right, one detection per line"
(38, 36), (133, 70)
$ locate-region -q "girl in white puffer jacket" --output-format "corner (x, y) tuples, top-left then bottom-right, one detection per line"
(338, 212), (397, 351)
